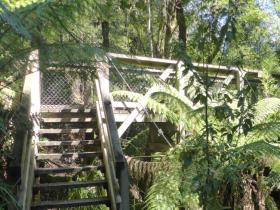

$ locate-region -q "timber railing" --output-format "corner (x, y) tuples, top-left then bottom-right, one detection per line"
(107, 53), (265, 90)
(95, 61), (129, 210)
(106, 52), (279, 94)
(17, 50), (40, 210)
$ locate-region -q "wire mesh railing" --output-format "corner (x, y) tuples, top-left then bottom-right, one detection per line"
(109, 65), (172, 102)
(41, 68), (95, 109)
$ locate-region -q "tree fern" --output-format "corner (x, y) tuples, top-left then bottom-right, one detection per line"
(112, 90), (203, 133)
(0, 2), (30, 39)
(246, 122), (280, 143)
(254, 97), (280, 123)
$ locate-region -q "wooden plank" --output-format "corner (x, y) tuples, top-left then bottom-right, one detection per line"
(112, 101), (139, 109)
(108, 52), (177, 68)
(114, 112), (166, 123)
(37, 140), (99, 146)
(39, 128), (94, 134)
(42, 117), (95, 123)
(116, 66), (164, 74)
(36, 152), (102, 160)
(33, 180), (107, 191)
(223, 74), (235, 86)
(192, 62), (259, 76)
(40, 108), (95, 113)
(31, 197), (110, 209)
(108, 53), (261, 77)
(35, 166), (104, 175)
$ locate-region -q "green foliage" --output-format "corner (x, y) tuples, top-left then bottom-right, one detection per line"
(0, 0), (279, 209)
(112, 85), (203, 135)
(0, 180), (20, 209)
(66, 168), (108, 210)
(144, 149), (200, 210)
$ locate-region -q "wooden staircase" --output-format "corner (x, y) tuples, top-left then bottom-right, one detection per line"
(17, 52), (129, 210)
(31, 108), (110, 209)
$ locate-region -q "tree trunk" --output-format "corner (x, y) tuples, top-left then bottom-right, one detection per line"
(176, 0), (187, 53)
(164, 0), (176, 58)
(101, 21), (110, 49)
(147, 0), (154, 57)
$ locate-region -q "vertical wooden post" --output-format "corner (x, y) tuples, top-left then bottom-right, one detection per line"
(176, 61), (185, 143)
(17, 50), (40, 210)
(176, 61), (184, 95)
(30, 50), (41, 155)
(96, 59), (129, 210)
(96, 61), (110, 100)
(236, 69), (246, 91)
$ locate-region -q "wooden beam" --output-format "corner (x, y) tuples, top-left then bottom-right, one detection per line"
(114, 112), (166, 123)
(108, 53), (177, 68)
(108, 53), (261, 77)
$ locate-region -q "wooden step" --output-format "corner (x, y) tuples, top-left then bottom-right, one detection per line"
(40, 108), (96, 113)
(35, 166), (104, 175)
(42, 117), (95, 123)
(31, 197), (110, 209)
(36, 152), (102, 160)
(33, 180), (107, 191)
(39, 128), (94, 134)
(37, 140), (99, 147)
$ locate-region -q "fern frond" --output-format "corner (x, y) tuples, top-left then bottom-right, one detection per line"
(254, 97), (280, 123)
(112, 90), (203, 132)
(112, 90), (180, 124)
(0, 2), (30, 39)
(151, 84), (198, 110)
(0, 180), (20, 209)
(247, 122), (280, 143)
(236, 141), (280, 158)
(144, 162), (200, 210)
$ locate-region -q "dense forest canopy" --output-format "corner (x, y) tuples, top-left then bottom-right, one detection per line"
(0, 0), (280, 209)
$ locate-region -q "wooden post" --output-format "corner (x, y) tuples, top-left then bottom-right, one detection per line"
(96, 59), (129, 210)
(176, 61), (185, 143)
(17, 50), (40, 210)
(236, 69), (246, 91)
(96, 61), (110, 99)
(30, 50), (41, 157)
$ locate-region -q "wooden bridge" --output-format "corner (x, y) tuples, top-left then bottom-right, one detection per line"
(15, 50), (276, 210)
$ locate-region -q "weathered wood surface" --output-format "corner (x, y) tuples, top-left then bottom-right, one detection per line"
(17, 50), (40, 210)
(96, 82), (118, 210)
(34, 165), (104, 175)
(108, 52), (260, 75)
(33, 180), (107, 191)
(39, 128), (94, 134)
(31, 197), (110, 210)
(42, 117), (95, 123)
(96, 60), (129, 210)
(36, 151), (102, 160)
(37, 140), (99, 146)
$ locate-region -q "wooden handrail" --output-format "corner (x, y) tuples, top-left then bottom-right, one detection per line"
(107, 52), (280, 90)
(96, 61), (129, 210)
(17, 50), (40, 210)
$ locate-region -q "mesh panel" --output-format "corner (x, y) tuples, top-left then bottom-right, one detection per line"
(41, 64), (171, 108)
(109, 67), (163, 101)
(41, 69), (95, 109)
